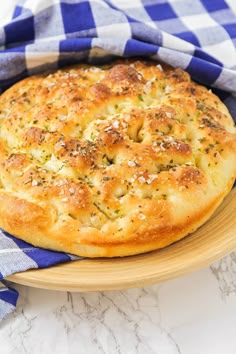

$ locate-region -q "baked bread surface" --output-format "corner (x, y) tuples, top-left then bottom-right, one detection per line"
(0, 60), (235, 257)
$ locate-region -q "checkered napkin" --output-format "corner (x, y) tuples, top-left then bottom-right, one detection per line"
(0, 0), (236, 320)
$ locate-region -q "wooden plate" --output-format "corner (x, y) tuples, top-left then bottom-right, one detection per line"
(7, 189), (236, 292)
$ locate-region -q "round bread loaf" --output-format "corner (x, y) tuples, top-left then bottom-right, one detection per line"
(0, 60), (235, 257)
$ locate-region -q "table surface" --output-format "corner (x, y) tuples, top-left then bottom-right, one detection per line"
(1, 2), (236, 353)
(0, 252), (236, 354)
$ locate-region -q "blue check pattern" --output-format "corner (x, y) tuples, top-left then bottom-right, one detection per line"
(0, 0), (236, 320)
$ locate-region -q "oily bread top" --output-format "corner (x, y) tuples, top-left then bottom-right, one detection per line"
(0, 60), (235, 257)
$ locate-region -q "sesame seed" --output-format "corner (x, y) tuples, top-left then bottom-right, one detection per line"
(165, 85), (172, 94)
(159, 142), (166, 151)
(104, 126), (113, 132)
(147, 174), (158, 184)
(72, 151), (79, 156)
(179, 186), (186, 191)
(58, 114), (67, 121)
(138, 73), (143, 81)
(128, 160), (136, 167)
(113, 120), (119, 129)
(54, 179), (67, 186)
(47, 82), (56, 89)
(89, 67), (102, 73)
(144, 78), (155, 94)
(61, 197), (68, 202)
(138, 176), (146, 184)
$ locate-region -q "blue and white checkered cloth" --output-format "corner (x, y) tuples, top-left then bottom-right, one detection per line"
(0, 0), (236, 320)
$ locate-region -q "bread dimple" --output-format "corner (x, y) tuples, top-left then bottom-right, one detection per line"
(0, 59), (235, 257)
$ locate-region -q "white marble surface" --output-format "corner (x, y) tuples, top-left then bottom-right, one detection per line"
(0, 252), (236, 354)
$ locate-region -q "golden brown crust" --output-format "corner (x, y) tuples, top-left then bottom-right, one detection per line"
(0, 59), (235, 257)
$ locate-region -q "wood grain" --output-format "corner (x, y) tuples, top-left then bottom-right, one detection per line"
(7, 189), (236, 292)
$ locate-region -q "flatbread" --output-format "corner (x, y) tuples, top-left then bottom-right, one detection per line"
(0, 60), (235, 257)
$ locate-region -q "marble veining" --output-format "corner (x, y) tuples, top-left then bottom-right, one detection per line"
(210, 251), (236, 300)
(0, 252), (236, 354)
